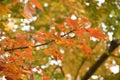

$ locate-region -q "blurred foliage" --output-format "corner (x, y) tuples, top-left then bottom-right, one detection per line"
(0, 0), (120, 80)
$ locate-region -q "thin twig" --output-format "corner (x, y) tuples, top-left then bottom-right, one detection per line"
(4, 29), (75, 52)
(59, 66), (65, 77)
(74, 58), (86, 80)
(110, 54), (120, 59)
(50, 65), (65, 78)
(50, 65), (59, 78)
(5, 40), (54, 51)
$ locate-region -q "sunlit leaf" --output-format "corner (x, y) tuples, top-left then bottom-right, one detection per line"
(81, 17), (89, 23)
(74, 27), (86, 36)
(13, 0), (19, 4)
(21, 69), (31, 74)
(42, 76), (50, 80)
(0, 4), (11, 13)
(87, 28), (106, 39)
(56, 38), (73, 47)
(30, 0), (43, 10)
(44, 46), (63, 60)
(24, 3), (36, 19)
(36, 31), (49, 38)
(66, 17), (79, 29)
(78, 44), (92, 57)
(34, 37), (44, 43)
(0, 49), (4, 54)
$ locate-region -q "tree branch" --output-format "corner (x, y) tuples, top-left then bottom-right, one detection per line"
(110, 54), (120, 59)
(5, 40), (54, 51)
(59, 66), (65, 77)
(74, 57), (86, 80)
(82, 39), (120, 80)
(50, 65), (59, 78)
(50, 65), (65, 78)
(4, 29), (75, 52)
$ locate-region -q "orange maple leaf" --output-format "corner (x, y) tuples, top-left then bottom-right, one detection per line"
(0, 49), (4, 54)
(78, 44), (92, 57)
(66, 17), (79, 28)
(74, 27), (86, 36)
(23, 3), (36, 19)
(54, 23), (66, 32)
(36, 31), (49, 38)
(30, 0), (43, 10)
(13, 0), (19, 4)
(87, 28), (106, 39)
(21, 69), (31, 74)
(42, 76), (50, 80)
(34, 37), (44, 43)
(44, 46), (63, 60)
(24, 48), (33, 60)
(81, 17), (89, 23)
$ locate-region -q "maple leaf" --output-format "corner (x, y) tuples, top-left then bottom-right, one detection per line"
(14, 50), (25, 59)
(44, 48), (51, 55)
(81, 17), (89, 23)
(16, 33), (27, 46)
(66, 17), (79, 29)
(0, 49), (4, 54)
(44, 46), (63, 60)
(54, 23), (66, 32)
(30, 0), (43, 10)
(24, 3), (36, 19)
(36, 31), (49, 39)
(74, 27), (87, 36)
(34, 37), (44, 43)
(56, 38), (73, 47)
(9, 55), (25, 66)
(13, 0), (19, 4)
(87, 28), (106, 39)
(0, 4), (11, 13)
(24, 48), (33, 60)
(21, 69), (31, 74)
(78, 44), (92, 57)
